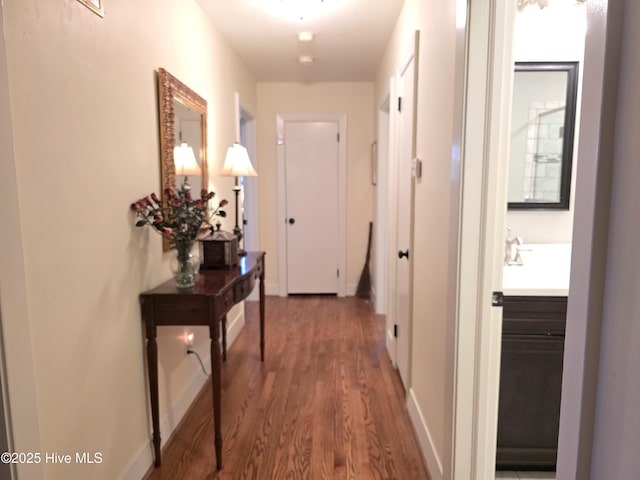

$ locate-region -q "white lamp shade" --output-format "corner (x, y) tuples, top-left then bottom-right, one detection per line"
(173, 142), (201, 177)
(220, 143), (258, 177)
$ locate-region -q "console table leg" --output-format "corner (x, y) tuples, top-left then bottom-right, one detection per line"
(221, 315), (227, 362)
(146, 333), (161, 466)
(210, 308), (223, 470)
(259, 266), (265, 362)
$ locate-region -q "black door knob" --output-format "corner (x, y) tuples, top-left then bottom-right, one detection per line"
(288, 218), (295, 225)
(398, 249), (409, 259)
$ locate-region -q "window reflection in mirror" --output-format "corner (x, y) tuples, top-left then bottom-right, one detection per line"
(507, 62), (579, 210)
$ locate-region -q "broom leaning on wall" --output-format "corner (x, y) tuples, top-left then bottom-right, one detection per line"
(356, 222), (373, 299)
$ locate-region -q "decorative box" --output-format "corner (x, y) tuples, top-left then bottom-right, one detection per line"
(199, 227), (238, 269)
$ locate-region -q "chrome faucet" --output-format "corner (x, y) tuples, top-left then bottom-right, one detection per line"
(504, 227), (524, 266)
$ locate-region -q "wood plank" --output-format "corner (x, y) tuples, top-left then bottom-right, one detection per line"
(144, 296), (431, 480)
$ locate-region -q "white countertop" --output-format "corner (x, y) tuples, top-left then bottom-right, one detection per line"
(502, 243), (571, 297)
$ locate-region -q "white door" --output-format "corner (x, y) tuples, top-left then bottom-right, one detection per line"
(395, 37), (418, 389)
(284, 121), (340, 294)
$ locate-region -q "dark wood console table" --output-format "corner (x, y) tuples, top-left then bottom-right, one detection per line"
(139, 251), (265, 471)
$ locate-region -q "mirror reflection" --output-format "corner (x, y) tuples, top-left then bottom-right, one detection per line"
(173, 99), (203, 195)
(157, 68), (208, 250)
(507, 62), (579, 210)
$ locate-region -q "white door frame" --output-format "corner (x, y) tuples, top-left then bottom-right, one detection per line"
(557, 1), (616, 477)
(234, 93), (259, 301)
(385, 76), (399, 365)
(374, 94), (390, 317)
(454, 0), (516, 478)
(276, 113), (347, 297)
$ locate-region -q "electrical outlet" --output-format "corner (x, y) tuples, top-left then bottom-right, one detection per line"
(184, 331), (195, 356)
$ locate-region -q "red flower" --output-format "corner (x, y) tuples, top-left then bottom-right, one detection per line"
(131, 185), (221, 243)
(201, 189), (208, 199)
(220, 199), (229, 207)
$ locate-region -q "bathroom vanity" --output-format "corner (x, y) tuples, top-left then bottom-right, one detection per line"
(497, 244), (570, 470)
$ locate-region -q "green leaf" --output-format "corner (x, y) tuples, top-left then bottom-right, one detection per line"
(135, 220), (146, 227)
(217, 211), (227, 218)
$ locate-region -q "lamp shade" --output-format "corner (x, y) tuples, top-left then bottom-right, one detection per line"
(220, 143), (258, 177)
(173, 142), (201, 177)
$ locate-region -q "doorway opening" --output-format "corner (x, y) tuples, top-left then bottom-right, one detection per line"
(497, 3), (587, 476)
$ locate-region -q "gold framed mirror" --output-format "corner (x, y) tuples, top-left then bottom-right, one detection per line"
(157, 68), (208, 251)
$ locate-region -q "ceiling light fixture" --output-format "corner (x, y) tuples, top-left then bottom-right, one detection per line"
(298, 31), (314, 42)
(269, 0), (327, 21)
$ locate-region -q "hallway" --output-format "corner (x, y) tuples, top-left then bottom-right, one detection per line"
(144, 296), (430, 480)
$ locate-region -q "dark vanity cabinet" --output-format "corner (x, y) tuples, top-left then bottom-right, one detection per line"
(496, 295), (568, 470)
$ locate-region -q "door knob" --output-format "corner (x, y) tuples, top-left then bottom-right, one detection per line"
(398, 249), (409, 259)
(288, 218), (295, 225)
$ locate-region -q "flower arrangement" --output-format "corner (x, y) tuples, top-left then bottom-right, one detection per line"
(130, 186), (228, 246)
(131, 185), (228, 287)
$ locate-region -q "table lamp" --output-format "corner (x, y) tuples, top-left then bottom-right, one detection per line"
(220, 143), (258, 251)
(173, 142), (200, 191)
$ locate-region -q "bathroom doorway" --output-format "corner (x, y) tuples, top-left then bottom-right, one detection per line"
(456, 0), (611, 478)
(497, 3), (587, 476)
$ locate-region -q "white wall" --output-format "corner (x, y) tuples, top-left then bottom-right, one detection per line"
(505, 5), (586, 244)
(256, 82), (375, 295)
(374, 1), (460, 477)
(590, 1), (640, 477)
(0, 4), (43, 479)
(0, 1), (256, 478)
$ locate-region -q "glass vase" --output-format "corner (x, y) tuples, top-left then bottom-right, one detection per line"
(171, 240), (199, 288)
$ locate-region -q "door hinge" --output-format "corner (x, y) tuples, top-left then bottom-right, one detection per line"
(491, 291), (504, 307)
(393, 324), (398, 338)
(337, 133), (340, 142)
(337, 269), (340, 278)
(398, 96), (402, 112)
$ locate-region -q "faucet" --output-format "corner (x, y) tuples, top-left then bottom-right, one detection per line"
(504, 227), (524, 266)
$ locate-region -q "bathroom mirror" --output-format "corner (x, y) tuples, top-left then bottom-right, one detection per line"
(507, 62), (579, 210)
(157, 68), (208, 250)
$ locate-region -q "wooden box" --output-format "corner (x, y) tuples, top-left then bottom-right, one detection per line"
(200, 233), (238, 269)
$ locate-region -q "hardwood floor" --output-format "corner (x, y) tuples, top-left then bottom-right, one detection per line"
(144, 296), (430, 480)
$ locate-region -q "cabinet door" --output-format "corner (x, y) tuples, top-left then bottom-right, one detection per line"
(496, 333), (564, 470)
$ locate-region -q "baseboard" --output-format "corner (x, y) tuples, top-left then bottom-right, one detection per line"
(266, 283), (279, 296)
(269, 283), (359, 297)
(122, 366), (211, 480)
(386, 329), (396, 367)
(121, 309), (246, 480)
(407, 388), (444, 480)
(225, 306), (245, 347)
(371, 285), (377, 310)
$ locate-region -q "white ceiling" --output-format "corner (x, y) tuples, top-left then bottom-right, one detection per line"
(195, 0), (406, 82)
